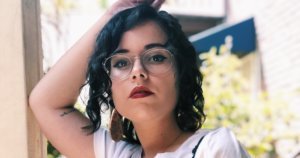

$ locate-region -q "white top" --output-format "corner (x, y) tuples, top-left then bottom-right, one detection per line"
(93, 127), (250, 158)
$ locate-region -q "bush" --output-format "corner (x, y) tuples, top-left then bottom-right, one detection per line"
(200, 46), (296, 157)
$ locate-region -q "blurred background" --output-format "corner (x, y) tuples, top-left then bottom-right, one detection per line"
(40, 0), (300, 158)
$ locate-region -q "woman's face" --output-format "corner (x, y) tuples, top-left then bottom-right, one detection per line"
(111, 21), (178, 124)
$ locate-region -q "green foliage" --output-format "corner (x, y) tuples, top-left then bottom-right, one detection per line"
(200, 46), (296, 157)
(97, 0), (109, 9)
(53, 0), (77, 14)
(41, 0), (77, 17)
(47, 142), (60, 158)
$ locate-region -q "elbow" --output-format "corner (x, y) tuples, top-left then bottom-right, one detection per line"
(28, 86), (41, 110)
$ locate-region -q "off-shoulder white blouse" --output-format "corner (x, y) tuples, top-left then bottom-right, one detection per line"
(93, 127), (250, 158)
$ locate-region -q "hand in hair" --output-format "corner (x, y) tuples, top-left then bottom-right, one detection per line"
(108, 0), (165, 16)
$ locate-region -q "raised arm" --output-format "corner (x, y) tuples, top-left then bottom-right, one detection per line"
(29, 0), (164, 158)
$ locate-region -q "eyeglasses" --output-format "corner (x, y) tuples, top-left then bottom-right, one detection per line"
(103, 48), (174, 80)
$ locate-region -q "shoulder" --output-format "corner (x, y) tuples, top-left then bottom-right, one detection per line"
(93, 128), (141, 158)
(205, 127), (239, 149)
(195, 127), (250, 158)
(206, 127), (237, 142)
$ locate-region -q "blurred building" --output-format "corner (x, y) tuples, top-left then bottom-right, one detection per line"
(163, 0), (300, 102)
(161, 0), (225, 36)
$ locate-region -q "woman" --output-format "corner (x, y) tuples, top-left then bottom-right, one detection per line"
(29, 0), (250, 158)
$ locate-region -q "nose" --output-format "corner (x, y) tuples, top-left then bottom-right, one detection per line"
(130, 58), (148, 81)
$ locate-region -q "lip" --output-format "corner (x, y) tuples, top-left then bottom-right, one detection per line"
(129, 86), (154, 99)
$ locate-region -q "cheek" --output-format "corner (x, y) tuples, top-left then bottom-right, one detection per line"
(169, 68), (179, 101)
(111, 82), (127, 108)
(160, 74), (178, 107)
(172, 73), (180, 107)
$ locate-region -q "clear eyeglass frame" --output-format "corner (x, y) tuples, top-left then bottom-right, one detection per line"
(102, 47), (174, 80)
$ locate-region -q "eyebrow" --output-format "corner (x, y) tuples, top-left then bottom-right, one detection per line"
(112, 43), (167, 55)
(144, 43), (166, 49)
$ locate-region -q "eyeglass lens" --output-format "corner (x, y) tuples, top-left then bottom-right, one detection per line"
(104, 48), (173, 80)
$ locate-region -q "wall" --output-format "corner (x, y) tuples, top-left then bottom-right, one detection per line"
(0, 0), (46, 157)
(228, 0), (300, 97)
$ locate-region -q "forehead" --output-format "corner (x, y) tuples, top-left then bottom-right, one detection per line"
(116, 20), (168, 54)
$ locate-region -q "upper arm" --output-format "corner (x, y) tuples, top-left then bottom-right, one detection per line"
(29, 98), (95, 158)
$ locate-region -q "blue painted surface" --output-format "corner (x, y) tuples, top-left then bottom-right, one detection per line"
(189, 17), (256, 54)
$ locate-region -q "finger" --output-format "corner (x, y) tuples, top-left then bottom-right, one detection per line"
(132, 0), (153, 4)
(146, 0), (155, 4)
(151, 0), (165, 10)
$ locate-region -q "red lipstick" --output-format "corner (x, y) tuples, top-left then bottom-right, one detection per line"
(129, 86), (154, 99)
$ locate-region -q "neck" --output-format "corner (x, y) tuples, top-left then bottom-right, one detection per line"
(132, 115), (185, 158)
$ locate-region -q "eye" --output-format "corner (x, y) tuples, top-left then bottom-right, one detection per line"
(144, 49), (171, 65)
(112, 59), (129, 69)
(150, 55), (167, 62)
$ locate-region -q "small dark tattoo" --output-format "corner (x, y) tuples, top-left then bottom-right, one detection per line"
(60, 108), (76, 117)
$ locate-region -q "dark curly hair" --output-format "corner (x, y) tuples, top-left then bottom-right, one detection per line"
(84, 3), (205, 144)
